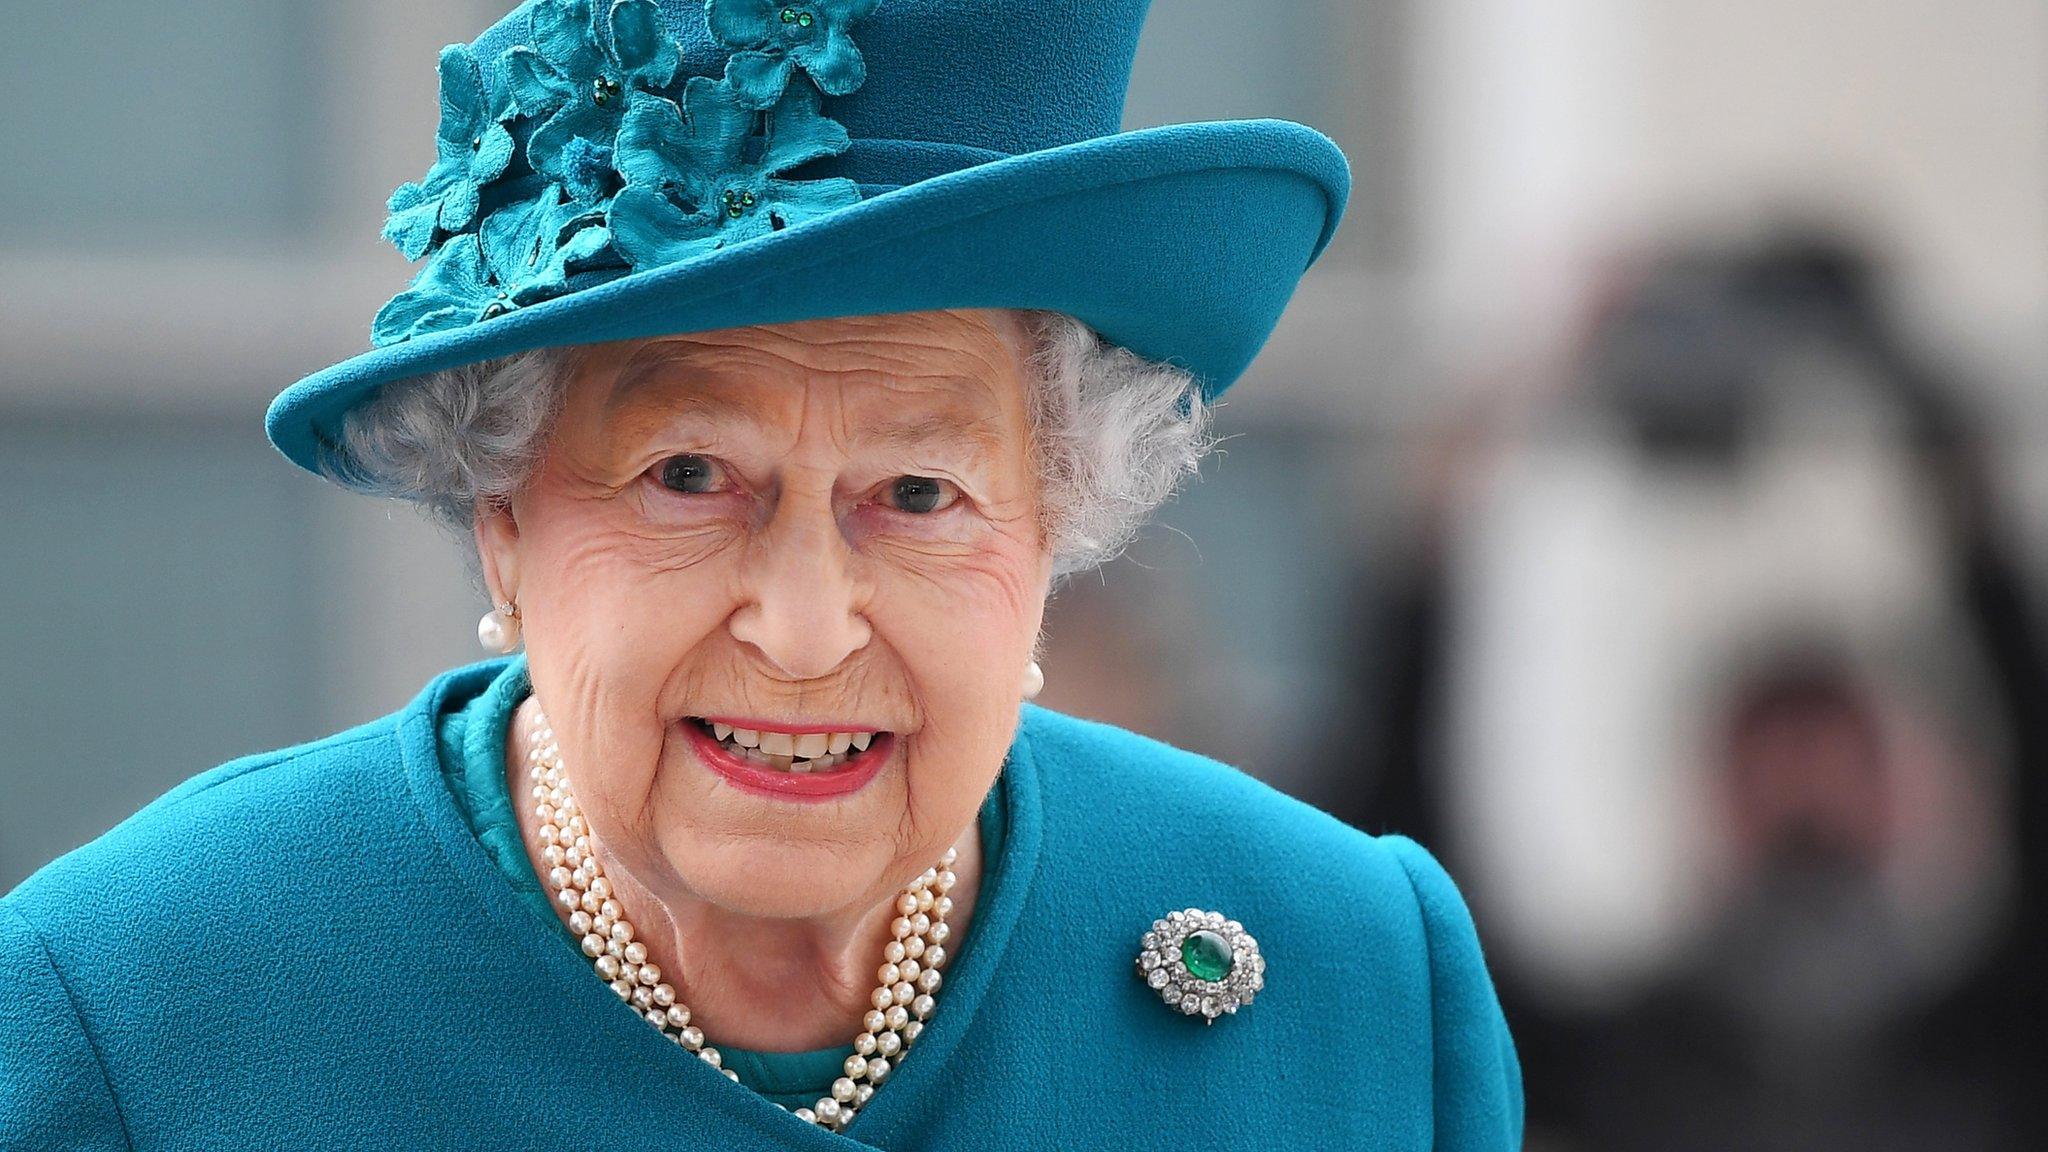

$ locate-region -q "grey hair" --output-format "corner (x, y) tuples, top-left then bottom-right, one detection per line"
(326, 310), (1217, 580)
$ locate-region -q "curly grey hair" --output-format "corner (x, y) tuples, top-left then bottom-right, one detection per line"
(325, 310), (1216, 580)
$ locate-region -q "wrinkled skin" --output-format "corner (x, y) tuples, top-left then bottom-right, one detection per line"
(482, 308), (1053, 1049)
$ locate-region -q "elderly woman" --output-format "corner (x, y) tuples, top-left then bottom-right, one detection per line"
(1, 0), (1520, 1148)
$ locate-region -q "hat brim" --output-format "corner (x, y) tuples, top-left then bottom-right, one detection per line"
(266, 118), (1351, 476)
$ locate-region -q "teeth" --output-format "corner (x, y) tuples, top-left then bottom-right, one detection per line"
(698, 720), (884, 774)
(787, 751), (846, 773)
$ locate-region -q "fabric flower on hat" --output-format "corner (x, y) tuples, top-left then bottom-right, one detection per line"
(501, 0), (683, 199)
(606, 76), (861, 268)
(705, 0), (880, 109)
(372, 184), (614, 346)
(380, 44), (517, 262)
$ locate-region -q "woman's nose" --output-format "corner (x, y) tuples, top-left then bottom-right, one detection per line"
(725, 492), (872, 680)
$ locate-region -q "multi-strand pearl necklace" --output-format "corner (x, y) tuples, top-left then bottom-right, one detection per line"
(523, 705), (956, 1131)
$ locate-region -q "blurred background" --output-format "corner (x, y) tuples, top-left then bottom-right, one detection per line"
(4, 1), (2044, 1146)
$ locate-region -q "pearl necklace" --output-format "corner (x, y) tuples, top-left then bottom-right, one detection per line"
(523, 705), (955, 1132)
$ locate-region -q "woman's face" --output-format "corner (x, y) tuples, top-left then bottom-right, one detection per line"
(480, 308), (1052, 921)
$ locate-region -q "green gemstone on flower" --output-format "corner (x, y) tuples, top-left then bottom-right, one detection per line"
(781, 7), (797, 21)
(1180, 930), (1233, 982)
(797, 11), (813, 26)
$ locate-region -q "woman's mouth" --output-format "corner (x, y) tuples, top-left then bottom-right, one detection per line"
(682, 716), (894, 800)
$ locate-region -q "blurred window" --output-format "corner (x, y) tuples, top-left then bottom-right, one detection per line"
(0, 0), (323, 249)
(0, 418), (325, 889)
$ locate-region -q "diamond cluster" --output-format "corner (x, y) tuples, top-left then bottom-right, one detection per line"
(1134, 908), (1265, 1022)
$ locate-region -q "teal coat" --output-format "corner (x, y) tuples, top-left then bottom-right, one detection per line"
(1, 658), (1522, 1149)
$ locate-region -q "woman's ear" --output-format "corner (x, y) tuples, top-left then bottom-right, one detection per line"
(475, 501), (522, 607)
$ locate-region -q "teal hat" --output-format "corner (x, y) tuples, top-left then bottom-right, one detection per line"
(265, 0), (1352, 477)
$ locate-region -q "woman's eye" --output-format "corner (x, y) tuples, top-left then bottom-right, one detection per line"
(656, 454), (721, 494)
(886, 475), (957, 514)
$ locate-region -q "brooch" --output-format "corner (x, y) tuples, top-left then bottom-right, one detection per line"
(1135, 908), (1265, 1023)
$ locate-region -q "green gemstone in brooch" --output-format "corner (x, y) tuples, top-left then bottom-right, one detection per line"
(1135, 908), (1265, 1023)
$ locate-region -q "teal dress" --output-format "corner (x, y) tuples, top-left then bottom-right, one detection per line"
(2, 657), (1522, 1149)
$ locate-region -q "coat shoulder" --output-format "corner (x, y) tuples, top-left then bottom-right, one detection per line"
(1014, 702), (1449, 976)
(1017, 702), (1410, 891)
(1, 659), (518, 940)
(0, 710), (409, 948)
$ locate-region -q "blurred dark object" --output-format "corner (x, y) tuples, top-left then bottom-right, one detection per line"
(1343, 229), (2048, 1150)
(1579, 654), (2010, 1151)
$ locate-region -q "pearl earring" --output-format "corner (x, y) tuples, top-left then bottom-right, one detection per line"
(1022, 660), (1044, 700)
(478, 601), (522, 653)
